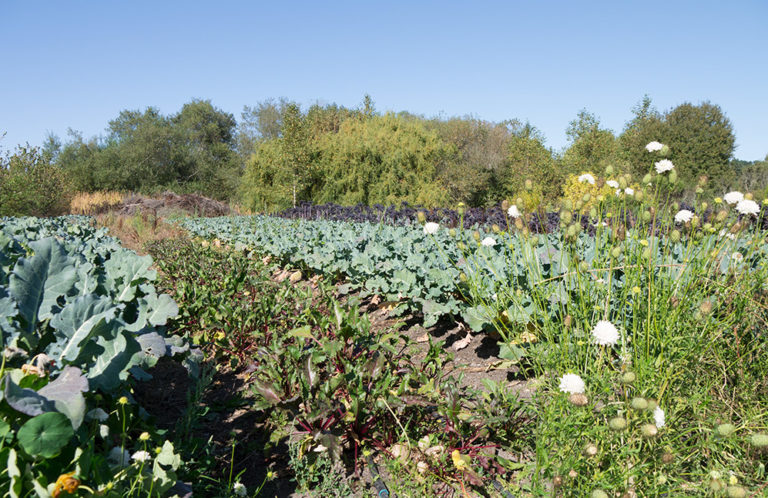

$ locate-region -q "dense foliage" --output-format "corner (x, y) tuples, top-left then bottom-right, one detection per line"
(0, 216), (196, 496)
(0, 145), (73, 217)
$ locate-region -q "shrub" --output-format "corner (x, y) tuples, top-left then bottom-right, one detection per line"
(0, 145), (74, 217)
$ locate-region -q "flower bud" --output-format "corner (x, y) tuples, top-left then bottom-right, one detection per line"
(575, 201), (583, 211)
(583, 443), (598, 457)
(591, 490), (609, 498)
(582, 193), (591, 203)
(609, 417), (627, 431)
(699, 300), (713, 315)
(589, 207), (597, 219)
(579, 261), (589, 272)
(669, 170), (678, 184)
(473, 231), (481, 242)
(569, 393), (589, 406)
(631, 397), (648, 410)
(605, 165), (614, 176)
(525, 179), (533, 191)
(531, 235), (539, 245)
(514, 218), (524, 230)
(457, 242), (466, 251)
(459, 272), (468, 283)
(457, 202), (466, 216)
(750, 433), (768, 448)
(635, 190), (644, 202)
(449, 228), (456, 237)
(669, 230), (681, 243)
(563, 199), (573, 211)
(726, 486), (747, 498)
(492, 224), (501, 234)
(417, 211), (426, 224)
(560, 210), (572, 224)
(564, 315), (572, 329)
(641, 423), (658, 437)
(621, 372), (636, 384)
(501, 199), (510, 211)
(642, 211), (652, 222)
(642, 248), (651, 261)
(745, 192), (754, 200)
(642, 174), (653, 184)
(552, 475), (563, 488)
(660, 144), (671, 156)
(647, 398), (658, 410)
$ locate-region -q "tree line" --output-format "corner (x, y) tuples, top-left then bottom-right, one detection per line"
(1, 95), (766, 217)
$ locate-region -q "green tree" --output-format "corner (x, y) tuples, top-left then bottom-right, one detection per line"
(663, 101), (735, 192)
(0, 145), (73, 216)
(561, 109), (618, 176)
(618, 95), (666, 178)
(501, 121), (560, 202)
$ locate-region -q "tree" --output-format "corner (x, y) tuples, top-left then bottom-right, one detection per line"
(0, 145), (73, 216)
(561, 110), (618, 176)
(663, 101), (735, 192)
(279, 103), (313, 207)
(618, 95), (666, 178)
(501, 121), (560, 202)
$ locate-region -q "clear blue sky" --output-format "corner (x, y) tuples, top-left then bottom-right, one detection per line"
(2, 0), (766, 160)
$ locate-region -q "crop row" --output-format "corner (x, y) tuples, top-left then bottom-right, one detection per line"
(0, 216), (196, 496)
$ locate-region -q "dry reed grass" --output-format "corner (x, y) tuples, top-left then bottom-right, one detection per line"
(70, 191), (126, 214)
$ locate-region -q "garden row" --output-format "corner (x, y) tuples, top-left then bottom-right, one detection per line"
(0, 216), (197, 496)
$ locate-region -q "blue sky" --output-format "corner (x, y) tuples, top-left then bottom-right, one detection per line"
(1, 1), (766, 160)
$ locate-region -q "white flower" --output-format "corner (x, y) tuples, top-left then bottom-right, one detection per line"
(578, 173), (596, 185)
(233, 482), (247, 496)
(719, 229), (736, 241)
(654, 406), (665, 429)
(723, 191), (744, 205)
(86, 408), (109, 422)
(645, 141), (664, 152)
(591, 320), (619, 346)
(131, 450), (151, 463)
(624, 187), (634, 196)
(606, 180), (619, 189)
(732, 252), (744, 262)
(491, 293), (498, 302)
(107, 447), (131, 468)
(507, 205), (521, 218)
(559, 373), (585, 394)
(481, 236), (496, 247)
(735, 199), (760, 216)
(674, 209), (694, 224)
(654, 159), (674, 174)
(423, 222), (439, 235)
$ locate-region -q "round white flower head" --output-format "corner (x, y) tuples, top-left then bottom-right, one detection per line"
(654, 159), (674, 174)
(233, 482), (247, 496)
(624, 187), (634, 196)
(654, 406), (665, 429)
(578, 173), (596, 185)
(107, 447), (131, 468)
(591, 320), (619, 346)
(423, 222), (439, 235)
(559, 373), (585, 394)
(606, 180), (619, 189)
(674, 209), (694, 224)
(723, 191), (744, 205)
(615, 189), (622, 197)
(507, 205), (521, 218)
(645, 141), (664, 152)
(481, 236), (496, 247)
(735, 199), (760, 216)
(719, 229), (736, 241)
(131, 450), (152, 463)
(732, 252), (744, 262)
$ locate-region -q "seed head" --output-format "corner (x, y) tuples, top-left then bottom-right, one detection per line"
(641, 423), (658, 437)
(609, 417), (627, 431)
(631, 397), (648, 410)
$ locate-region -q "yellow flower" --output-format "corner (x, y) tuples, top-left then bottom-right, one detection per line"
(139, 432), (150, 441)
(117, 396), (128, 406)
(639, 239), (649, 247)
(451, 449), (468, 471)
(52, 472), (80, 497)
(266, 471), (275, 480)
(214, 331), (226, 341)
(714, 197), (723, 204)
(631, 286), (641, 294)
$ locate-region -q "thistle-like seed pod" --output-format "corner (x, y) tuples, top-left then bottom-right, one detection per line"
(569, 393), (588, 406)
(670, 230), (681, 243)
(609, 417), (627, 431)
(621, 372), (636, 384)
(661, 452), (674, 464)
(525, 179), (533, 191)
(583, 443), (598, 457)
(591, 490), (609, 498)
(417, 211), (426, 224)
(501, 199), (510, 211)
(631, 397), (648, 410)
(641, 423), (658, 437)
(716, 423), (736, 437)
(605, 165), (614, 175)
(726, 486), (747, 498)
(750, 433), (768, 448)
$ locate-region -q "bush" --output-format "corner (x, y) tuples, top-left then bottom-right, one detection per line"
(0, 145), (74, 217)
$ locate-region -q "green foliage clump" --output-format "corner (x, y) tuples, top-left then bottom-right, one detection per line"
(0, 145), (73, 217)
(560, 172), (614, 212)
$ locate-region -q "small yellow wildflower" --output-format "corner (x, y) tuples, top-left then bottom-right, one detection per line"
(639, 239), (649, 247)
(117, 396), (128, 406)
(139, 432), (150, 441)
(214, 331), (226, 341)
(631, 286), (641, 294)
(714, 197), (723, 204)
(266, 471), (275, 480)
(451, 449), (468, 471)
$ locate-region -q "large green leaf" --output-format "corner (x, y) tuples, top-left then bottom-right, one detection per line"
(3, 375), (55, 417)
(8, 238), (78, 333)
(105, 252), (156, 302)
(49, 295), (118, 364)
(38, 366), (89, 429)
(87, 331), (142, 391)
(17, 412), (74, 458)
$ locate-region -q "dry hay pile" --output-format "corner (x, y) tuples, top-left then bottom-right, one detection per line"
(116, 191), (234, 217)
